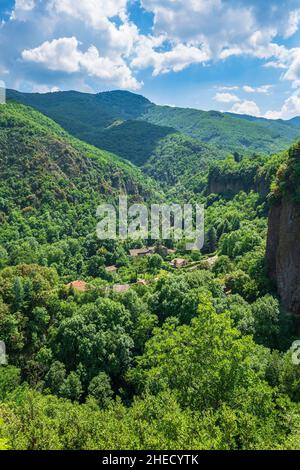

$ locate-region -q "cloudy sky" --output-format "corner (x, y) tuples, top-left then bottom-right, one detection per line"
(1, 0), (300, 118)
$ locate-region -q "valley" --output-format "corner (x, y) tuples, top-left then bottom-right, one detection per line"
(1, 90), (300, 450)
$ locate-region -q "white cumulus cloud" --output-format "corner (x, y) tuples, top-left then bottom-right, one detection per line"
(265, 91), (300, 120)
(132, 39), (210, 76)
(229, 100), (261, 117)
(48, 0), (127, 28)
(285, 9), (300, 39)
(243, 84), (273, 94)
(214, 92), (240, 103)
(22, 37), (82, 73)
(22, 37), (141, 90)
(141, 0), (298, 65)
(2, 0), (300, 95)
(264, 48), (300, 88)
(11, 0), (36, 20)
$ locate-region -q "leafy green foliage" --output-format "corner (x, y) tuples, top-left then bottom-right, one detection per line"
(0, 102), (160, 279)
(273, 141), (300, 202)
(143, 133), (222, 189)
(7, 89), (300, 183)
(142, 105), (300, 155)
(1, 96), (300, 450)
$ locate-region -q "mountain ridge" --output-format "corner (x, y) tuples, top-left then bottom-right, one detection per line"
(6, 89), (300, 161)
(7, 87), (300, 124)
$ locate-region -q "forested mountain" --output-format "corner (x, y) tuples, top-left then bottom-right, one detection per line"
(7, 89), (300, 163)
(143, 106), (300, 154)
(6, 89), (152, 132)
(2, 94), (300, 450)
(226, 112), (300, 129)
(288, 117), (300, 127)
(0, 101), (160, 278)
(143, 133), (221, 192)
(0, 100), (156, 201)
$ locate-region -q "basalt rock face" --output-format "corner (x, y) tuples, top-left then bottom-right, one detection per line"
(208, 174), (269, 198)
(208, 179), (248, 196)
(266, 199), (300, 314)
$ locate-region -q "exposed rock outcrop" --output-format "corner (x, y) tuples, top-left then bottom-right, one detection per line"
(208, 175), (269, 198)
(266, 199), (300, 314)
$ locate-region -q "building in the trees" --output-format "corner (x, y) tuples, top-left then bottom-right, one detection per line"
(66, 280), (88, 292)
(129, 247), (155, 257)
(113, 284), (131, 293)
(170, 258), (188, 269)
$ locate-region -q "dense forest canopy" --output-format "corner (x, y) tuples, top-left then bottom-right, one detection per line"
(1, 94), (300, 450)
(7, 89), (300, 161)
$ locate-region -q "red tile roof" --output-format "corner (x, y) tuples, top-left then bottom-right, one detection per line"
(66, 280), (88, 292)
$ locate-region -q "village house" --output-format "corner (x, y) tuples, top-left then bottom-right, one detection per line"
(170, 258), (188, 269)
(105, 265), (118, 273)
(66, 280), (88, 292)
(113, 284), (131, 293)
(129, 247), (155, 257)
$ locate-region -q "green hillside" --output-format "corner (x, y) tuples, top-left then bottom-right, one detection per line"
(86, 120), (175, 166)
(6, 90), (226, 192)
(7, 89), (300, 161)
(143, 133), (222, 194)
(0, 100), (157, 204)
(287, 116), (300, 127)
(143, 105), (300, 155)
(0, 101), (160, 277)
(6, 89), (152, 135)
(3, 99), (300, 450)
(226, 112), (300, 129)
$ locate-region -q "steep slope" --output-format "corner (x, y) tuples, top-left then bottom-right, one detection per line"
(7, 89), (300, 162)
(0, 101), (157, 207)
(229, 113), (300, 130)
(287, 117), (300, 127)
(0, 102), (161, 276)
(266, 141), (300, 314)
(6, 89), (152, 135)
(143, 133), (221, 191)
(207, 151), (286, 198)
(84, 120), (175, 166)
(143, 106), (300, 155)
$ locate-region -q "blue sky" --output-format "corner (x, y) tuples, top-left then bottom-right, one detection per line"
(1, 0), (300, 118)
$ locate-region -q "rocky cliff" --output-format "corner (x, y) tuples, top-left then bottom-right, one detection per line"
(267, 199), (300, 313)
(208, 174), (269, 198)
(266, 141), (300, 314)
(207, 155), (272, 198)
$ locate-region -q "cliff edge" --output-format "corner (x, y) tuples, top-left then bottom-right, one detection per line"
(266, 141), (300, 313)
